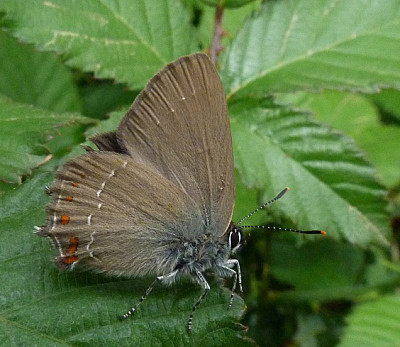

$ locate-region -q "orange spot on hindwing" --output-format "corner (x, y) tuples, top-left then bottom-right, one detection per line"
(72, 182), (78, 187)
(59, 236), (79, 269)
(62, 255), (79, 264)
(60, 215), (70, 224)
(67, 196), (73, 202)
(68, 236), (78, 254)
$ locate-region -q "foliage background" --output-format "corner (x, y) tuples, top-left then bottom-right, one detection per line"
(1, 0), (400, 346)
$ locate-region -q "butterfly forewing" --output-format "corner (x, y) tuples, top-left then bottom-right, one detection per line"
(39, 152), (204, 276)
(117, 53), (235, 236)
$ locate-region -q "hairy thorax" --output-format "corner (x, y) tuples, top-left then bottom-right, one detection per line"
(158, 232), (231, 280)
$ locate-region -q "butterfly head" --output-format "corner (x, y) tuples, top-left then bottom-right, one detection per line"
(227, 222), (245, 254)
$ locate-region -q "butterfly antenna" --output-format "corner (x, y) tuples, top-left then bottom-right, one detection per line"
(237, 187), (326, 235)
(237, 187), (290, 225)
(240, 225), (326, 235)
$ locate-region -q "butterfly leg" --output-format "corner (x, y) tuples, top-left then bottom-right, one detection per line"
(222, 258), (243, 309)
(121, 269), (178, 320)
(187, 270), (210, 334)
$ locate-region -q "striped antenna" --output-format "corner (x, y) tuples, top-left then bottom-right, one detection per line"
(237, 187), (326, 235)
(240, 225), (326, 235)
(237, 187), (290, 225)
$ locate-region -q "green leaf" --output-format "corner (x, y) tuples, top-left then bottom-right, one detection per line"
(0, 31), (81, 113)
(80, 83), (135, 119)
(339, 295), (400, 347)
(199, 0), (258, 9)
(229, 97), (390, 247)
(0, 173), (250, 346)
(278, 90), (400, 188)
(370, 88), (400, 123)
(64, 110), (126, 159)
(0, 94), (92, 184)
(220, 0), (400, 97)
(233, 171), (265, 226)
(270, 239), (364, 290)
(268, 244), (399, 302)
(0, 0), (198, 90)
(86, 109), (126, 136)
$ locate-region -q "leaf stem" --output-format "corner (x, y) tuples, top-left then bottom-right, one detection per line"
(210, 5), (225, 65)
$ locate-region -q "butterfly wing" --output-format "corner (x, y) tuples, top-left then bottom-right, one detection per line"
(117, 53), (235, 236)
(90, 131), (125, 153)
(38, 152), (204, 276)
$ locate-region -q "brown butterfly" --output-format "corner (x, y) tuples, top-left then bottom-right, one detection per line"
(36, 53), (324, 333)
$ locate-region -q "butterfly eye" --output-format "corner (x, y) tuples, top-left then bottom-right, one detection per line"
(228, 228), (242, 253)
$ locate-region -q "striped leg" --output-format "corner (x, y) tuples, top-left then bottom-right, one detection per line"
(187, 270), (210, 334)
(121, 269), (178, 320)
(224, 258), (243, 308)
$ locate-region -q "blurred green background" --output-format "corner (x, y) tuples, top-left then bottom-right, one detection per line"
(1, 0), (400, 346)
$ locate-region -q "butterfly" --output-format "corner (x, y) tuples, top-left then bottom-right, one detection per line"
(35, 52), (324, 333)
(36, 53), (240, 333)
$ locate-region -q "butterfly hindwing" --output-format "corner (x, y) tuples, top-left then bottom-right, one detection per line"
(39, 152), (204, 276)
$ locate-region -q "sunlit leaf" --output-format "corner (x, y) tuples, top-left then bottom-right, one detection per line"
(221, 0), (400, 97)
(230, 97), (390, 247)
(0, 95), (92, 183)
(339, 295), (400, 347)
(0, 31), (81, 113)
(0, 0), (198, 89)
